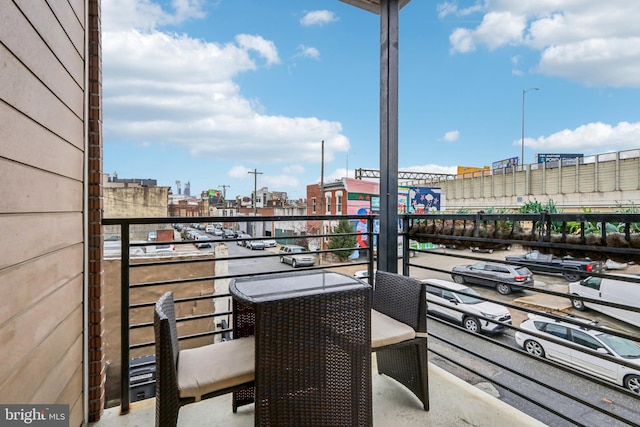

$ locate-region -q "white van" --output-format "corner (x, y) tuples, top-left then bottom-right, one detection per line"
(569, 274), (640, 327)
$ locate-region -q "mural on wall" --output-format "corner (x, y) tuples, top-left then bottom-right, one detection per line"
(399, 187), (441, 213)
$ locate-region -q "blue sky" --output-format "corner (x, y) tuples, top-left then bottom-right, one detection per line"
(102, 0), (640, 200)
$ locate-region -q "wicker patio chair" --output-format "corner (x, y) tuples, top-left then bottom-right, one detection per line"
(371, 271), (429, 410)
(154, 292), (255, 427)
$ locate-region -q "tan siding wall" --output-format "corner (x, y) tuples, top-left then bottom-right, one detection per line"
(0, 1), (86, 424)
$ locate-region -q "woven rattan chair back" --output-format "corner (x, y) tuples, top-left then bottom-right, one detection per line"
(372, 271), (429, 410)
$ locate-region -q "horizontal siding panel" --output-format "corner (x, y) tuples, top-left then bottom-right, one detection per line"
(47, 0), (85, 57)
(0, 213), (83, 270)
(68, 0), (85, 30)
(0, 245), (83, 325)
(69, 394), (84, 427)
(2, 2), (84, 116)
(31, 334), (83, 404)
(0, 159), (83, 214)
(0, 104), (84, 179)
(0, 278), (82, 399)
(15, 0), (84, 88)
(0, 44), (83, 147)
(59, 365), (83, 407)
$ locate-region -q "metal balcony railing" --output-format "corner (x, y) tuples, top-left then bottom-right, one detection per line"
(102, 212), (640, 426)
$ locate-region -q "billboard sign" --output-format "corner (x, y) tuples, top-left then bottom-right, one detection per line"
(537, 153), (583, 166)
(398, 186), (441, 213)
(492, 157), (519, 170)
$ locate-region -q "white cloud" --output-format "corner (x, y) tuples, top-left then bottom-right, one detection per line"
(228, 166), (251, 179)
(511, 55), (523, 76)
(450, 11), (525, 53)
(403, 164), (458, 175)
(516, 121), (640, 152)
(262, 175), (301, 190)
(283, 164), (306, 174)
(102, 0), (350, 171)
(442, 1), (640, 86)
(300, 10), (338, 26)
(102, 0), (206, 32)
(537, 38), (640, 87)
(449, 28), (475, 53)
(442, 130), (460, 142)
(235, 34), (280, 66)
(297, 45), (320, 60)
(437, 1), (484, 19)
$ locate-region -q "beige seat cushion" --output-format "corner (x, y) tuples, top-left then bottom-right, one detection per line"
(371, 309), (416, 349)
(178, 336), (255, 401)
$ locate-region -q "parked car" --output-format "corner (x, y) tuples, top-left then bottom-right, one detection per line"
(222, 229), (235, 239)
(505, 250), (605, 281)
(194, 235), (211, 249)
(451, 261), (534, 295)
(568, 274), (640, 328)
(279, 244), (315, 268)
(263, 239), (277, 248)
(205, 225), (216, 233)
(515, 313), (640, 394)
(236, 233), (251, 246)
(212, 228), (224, 236)
(246, 239), (265, 250)
(422, 278), (512, 334)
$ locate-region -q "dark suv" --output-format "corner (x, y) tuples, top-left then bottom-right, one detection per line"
(451, 261), (534, 295)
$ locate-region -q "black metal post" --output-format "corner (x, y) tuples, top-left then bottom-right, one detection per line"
(378, 0), (400, 273)
(120, 223), (131, 414)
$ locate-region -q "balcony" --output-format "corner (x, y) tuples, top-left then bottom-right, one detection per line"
(93, 356), (544, 427)
(96, 212), (640, 427)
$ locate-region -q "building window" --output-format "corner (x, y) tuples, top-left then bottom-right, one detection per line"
(326, 195), (331, 214)
(312, 198), (317, 213)
(324, 224), (329, 243)
(336, 193), (343, 214)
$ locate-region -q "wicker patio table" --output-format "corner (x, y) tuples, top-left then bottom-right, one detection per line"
(230, 270), (372, 427)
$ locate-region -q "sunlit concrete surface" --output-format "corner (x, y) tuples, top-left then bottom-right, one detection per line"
(92, 358), (546, 427)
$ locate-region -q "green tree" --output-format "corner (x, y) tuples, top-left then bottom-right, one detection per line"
(329, 219), (358, 261)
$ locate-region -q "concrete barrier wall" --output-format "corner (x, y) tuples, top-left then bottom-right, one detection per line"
(433, 152), (640, 211)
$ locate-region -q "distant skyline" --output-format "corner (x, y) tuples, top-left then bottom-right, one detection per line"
(103, 0), (640, 199)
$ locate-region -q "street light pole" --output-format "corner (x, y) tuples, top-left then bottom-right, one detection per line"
(521, 87), (539, 167)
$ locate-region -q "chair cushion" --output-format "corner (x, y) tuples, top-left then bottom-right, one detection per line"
(177, 336), (255, 401)
(371, 309), (416, 349)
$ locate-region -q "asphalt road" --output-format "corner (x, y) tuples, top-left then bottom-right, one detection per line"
(183, 234), (640, 425)
(428, 318), (640, 427)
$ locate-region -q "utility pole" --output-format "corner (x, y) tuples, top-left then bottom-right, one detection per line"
(218, 184), (230, 199)
(247, 169), (262, 215)
(319, 140), (325, 264)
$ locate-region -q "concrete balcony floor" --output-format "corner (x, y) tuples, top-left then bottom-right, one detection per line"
(92, 359), (546, 427)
